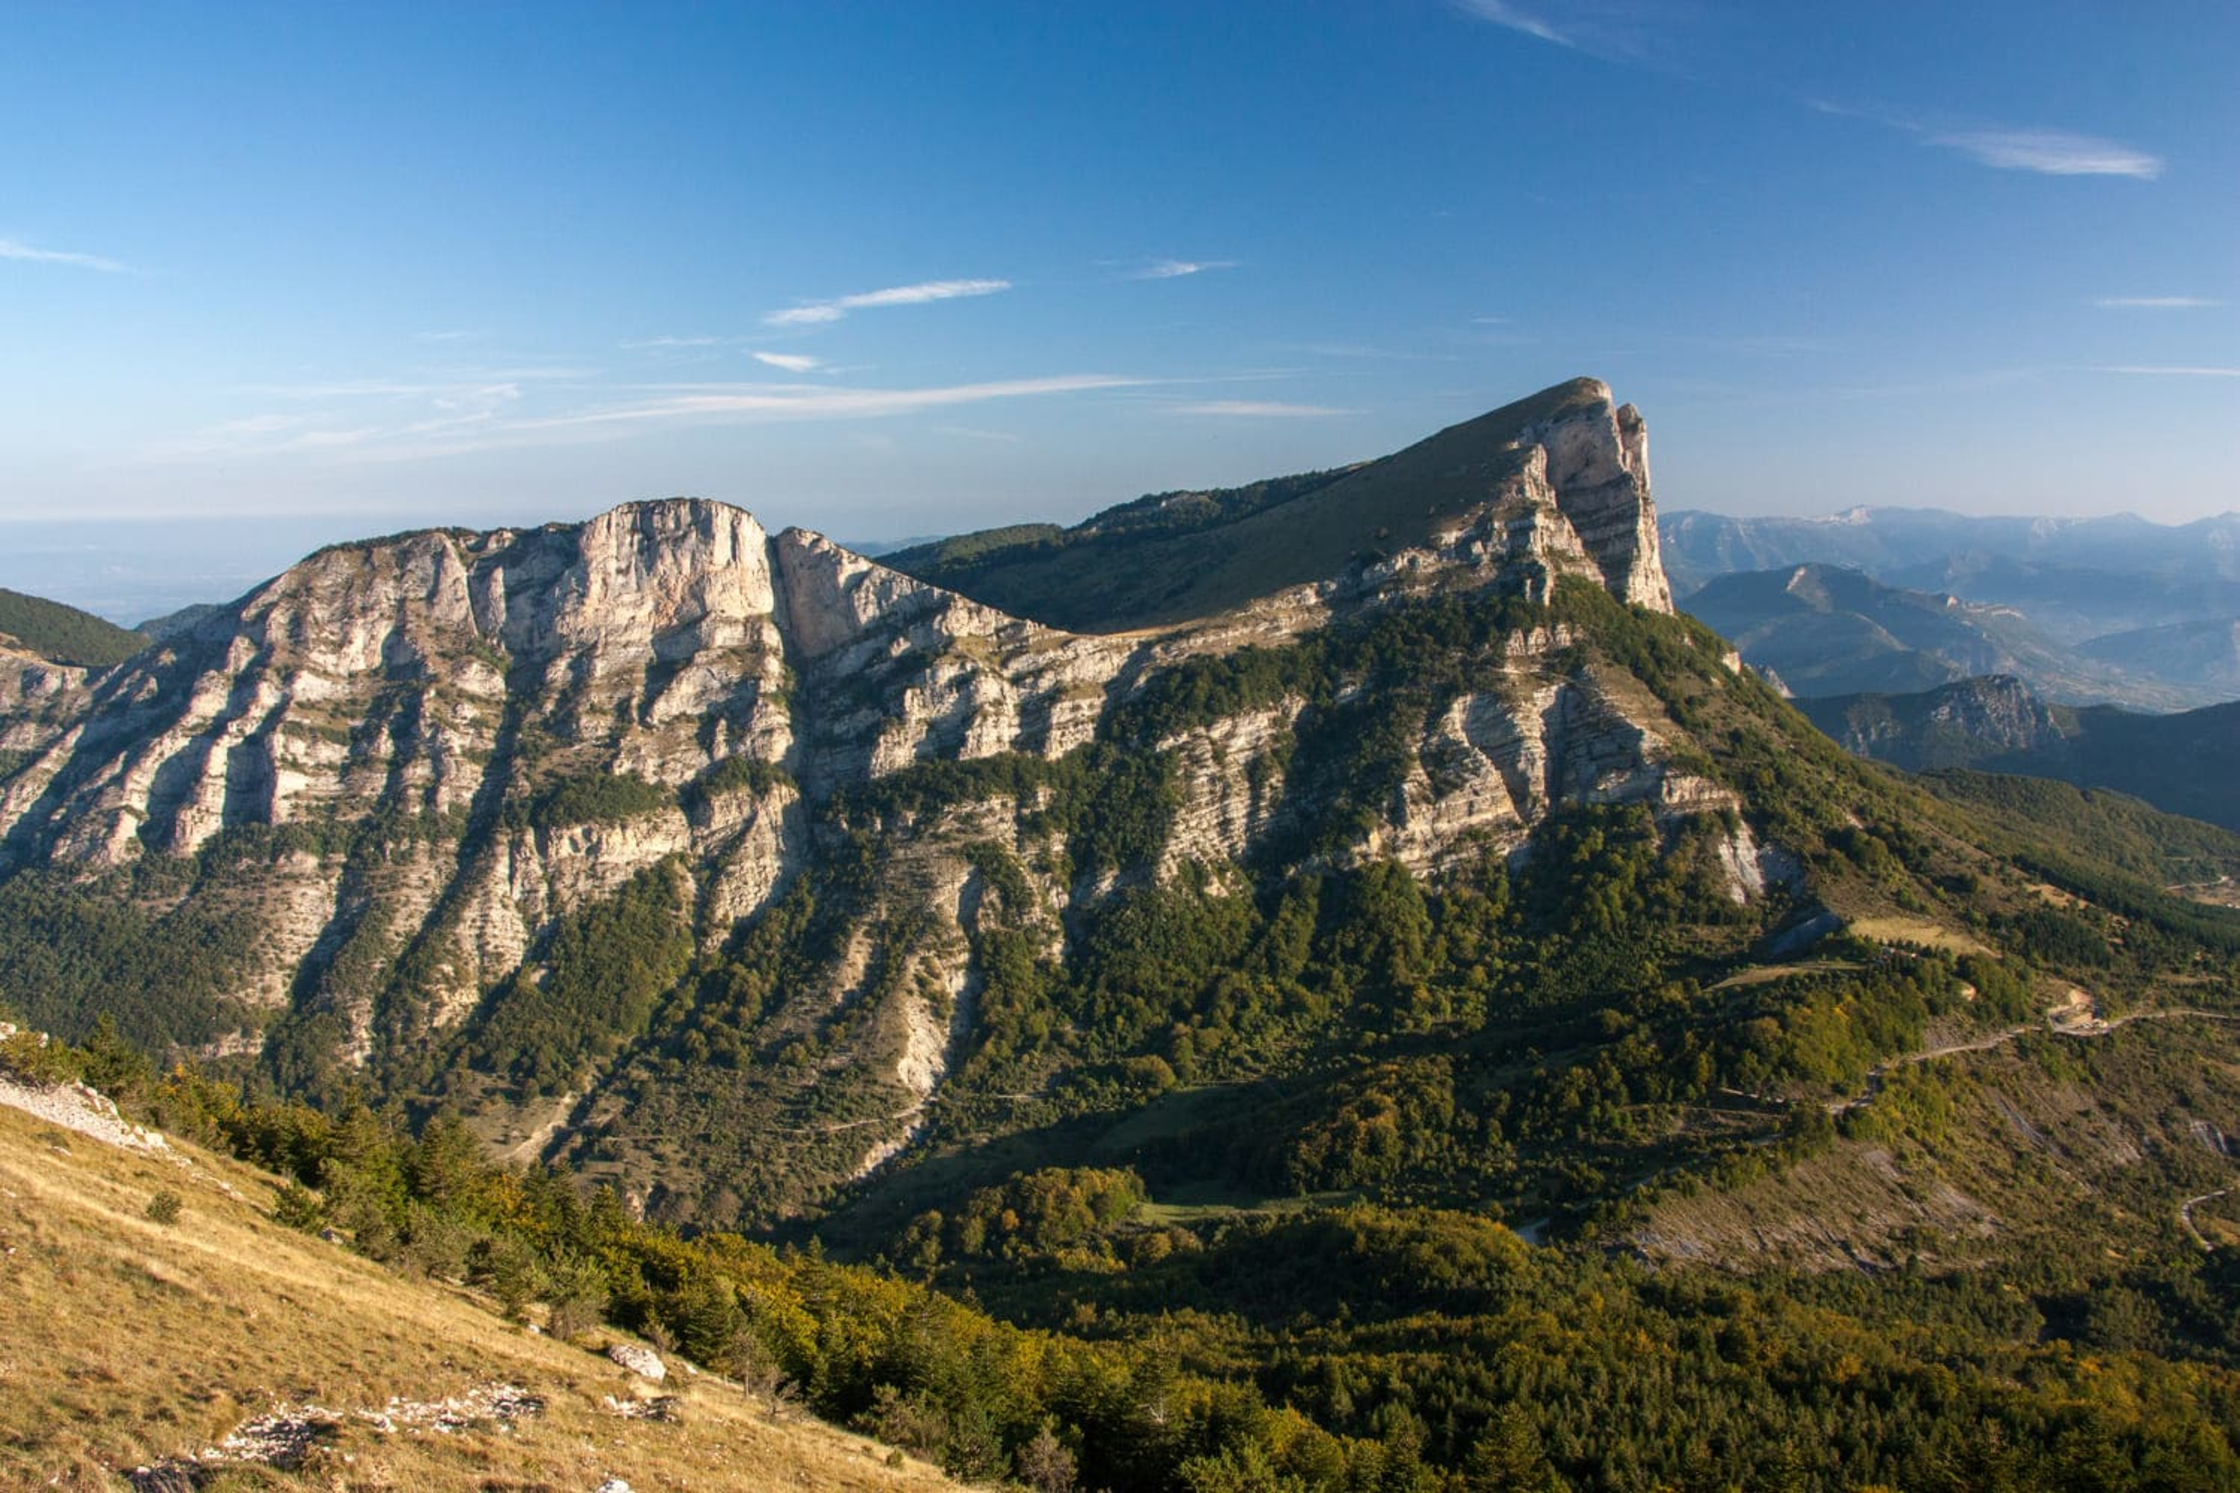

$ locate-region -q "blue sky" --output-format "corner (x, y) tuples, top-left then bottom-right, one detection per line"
(2, 1), (2234, 619)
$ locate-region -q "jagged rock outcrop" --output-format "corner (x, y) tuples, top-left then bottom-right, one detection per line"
(0, 379), (1774, 1223)
(1518, 389), (1672, 611)
(880, 376), (1676, 632)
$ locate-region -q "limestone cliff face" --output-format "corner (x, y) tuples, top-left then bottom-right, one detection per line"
(1337, 379), (1676, 618)
(1523, 390), (1672, 611)
(0, 382), (1768, 1219)
(1324, 381), (1672, 618)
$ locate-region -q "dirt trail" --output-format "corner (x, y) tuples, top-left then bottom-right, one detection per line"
(1829, 1006), (2240, 1115)
(2181, 1189), (2232, 1250)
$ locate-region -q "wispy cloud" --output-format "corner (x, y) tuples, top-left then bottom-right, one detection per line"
(514, 374), (1138, 431)
(246, 368), (592, 400)
(1131, 259), (1238, 280)
(751, 350), (823, 372)
(2094, 296), (2219, 310)
(165, 371), (1145, 467)
(160, 377), (532, 460)
(1812, 99), (2166, 182)
(1173, 400), (1357, 418)
(2100, 365), (2240, 379)
(765, 277), (1012, 327)
(1448, 0), (1692, 67)
(1930, 128), (2162, 179)
(932, 424), (1024, 443)
(1452, 0), (1573, 47)
(624, 334), (724, 350)
(0, 236), (129, 273)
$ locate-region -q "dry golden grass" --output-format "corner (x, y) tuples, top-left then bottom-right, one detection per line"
(1843, 915), (1993, 957)
(1707, 959), (1865, 992)
(0, 1104), (959, 1491)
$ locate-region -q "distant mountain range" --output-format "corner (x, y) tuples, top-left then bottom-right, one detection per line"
(1800, 675), (2240, 832)
(1662, 506), (2240, 602)
(1680, 563), (2210, 710)
(1665, 507), (2240, 711)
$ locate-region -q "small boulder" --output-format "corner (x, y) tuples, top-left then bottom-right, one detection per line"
(607, 1342), (666, 1382)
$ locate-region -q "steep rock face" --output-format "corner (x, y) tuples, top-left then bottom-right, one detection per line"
(1156, 702), (1300, 876)
(0, 382), (1768, 1222)
(772, 530), (1139, 786)
(1521, 391), (1672, 611)
(0, 648), (89, 763)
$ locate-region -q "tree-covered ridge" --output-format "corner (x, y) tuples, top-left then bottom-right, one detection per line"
(885, 465), (1357, 586)
(0, 862), (262, 1050)
(1803, 679), (2240, 832)
(0, 585), (148, 667)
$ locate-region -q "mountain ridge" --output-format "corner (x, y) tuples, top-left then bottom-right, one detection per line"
(1, 379), (1763, 1231)
(0, 585), (149, 669)
(885, 376), (1672, 629)
(1662, 504), (2240, 599)
(1681, 561), (2211, 709)
(1802, 674), (2240, 831)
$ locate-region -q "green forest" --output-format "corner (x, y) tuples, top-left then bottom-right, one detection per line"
(12, 1022), (2240, 1492)
(0, 585), (148, 668)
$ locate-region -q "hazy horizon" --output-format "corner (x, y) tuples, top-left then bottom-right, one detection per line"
(10, 489), (2240, 630)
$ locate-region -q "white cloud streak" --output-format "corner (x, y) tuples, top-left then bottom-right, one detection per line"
(514, 374), (1138, 431)
(2100, 365), (2240, 378)
(2094, 296), (2219, 310)
(1132, 259), (1239, 280)
(765, 278), (1012, 327)
(166, 372), (1145, 467)
(0, 237), (129, 272)
(1451, 0), (1573, 46)
(246, 369), (592, 400)
(624, 335), (724, 349)
(933, 425), (1024, 443)
(751, 350), (824, 372)
(1173, 400), (1357, 418)
(1448, 0), (1691, 66)
(1932, 129), (2162, 179)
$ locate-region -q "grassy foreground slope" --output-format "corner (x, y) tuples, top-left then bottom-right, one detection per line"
(0, 1099), (956, 1492)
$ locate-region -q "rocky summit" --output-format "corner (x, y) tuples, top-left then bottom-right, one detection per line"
(0, 378), (1758, 1219)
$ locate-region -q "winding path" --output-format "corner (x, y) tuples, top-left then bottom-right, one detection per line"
(1828, 1006), (2240, 1115)
(2181, 1188), (2232, 1250)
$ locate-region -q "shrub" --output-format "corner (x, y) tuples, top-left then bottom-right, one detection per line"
(272, 1182), (325, 1232)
